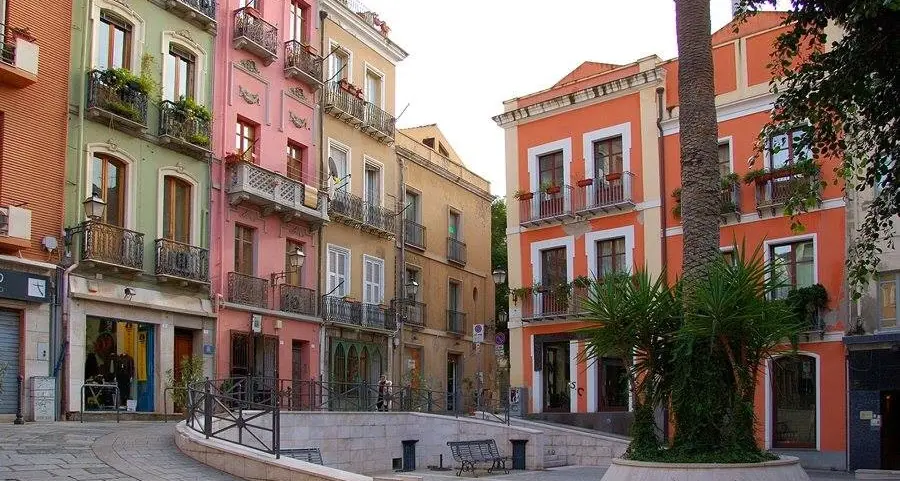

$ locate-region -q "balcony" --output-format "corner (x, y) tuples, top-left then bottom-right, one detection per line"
(232, 7), (278, 65)
(404, 219), (426, 251)
(0, 23), (38, 87)
(362, 203), (396, 239)
(278, 284), (316, 316)
(158, 100), (212, 157)
(322, 296), (395, 330)
(227, 161), (327, 225)
(447, 237), (467, 266)
(79, 221), (144, 273)
(519, 185), (575, 227)
(164, 0), (217, 31)
(721, 182), (741, 220)
(85, 70), (149, 132)
(753, 170), (821, 216)
(284, 41), (322, 88)
(447, 309), (466, 335)
(362, 103), (395, 144)
(394, 298), (425, 328)
(328, 189), (364, 226)
(227, 272), (268, 309)
(323, 82), (365, 126)
(573, 173), (635, 215)
(0, 205), (31, 251)
(154, 239), (209, 286)
(520, 286), (588, 322)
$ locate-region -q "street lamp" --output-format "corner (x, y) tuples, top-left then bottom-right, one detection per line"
(84, 193), (107, 221)
(492, 268), (509, 407)
(405, 279), (419, 298)
(271, 247), (305, 285)
(492, 269), (507, 286)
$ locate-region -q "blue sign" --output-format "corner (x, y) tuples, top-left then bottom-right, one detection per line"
(203, 344), (215, 355)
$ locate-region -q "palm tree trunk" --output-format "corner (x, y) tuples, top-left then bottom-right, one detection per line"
(675, 0), (721, 285)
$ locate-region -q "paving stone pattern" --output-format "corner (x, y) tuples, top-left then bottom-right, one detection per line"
(0, 422), (241, 481)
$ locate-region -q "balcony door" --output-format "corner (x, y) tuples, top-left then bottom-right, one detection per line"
(365, 68), (382, 107)
(288, 1), (307, 44)
(540, 247), (567, 314)
(593, 137), (624, 204)
(363, 256), (384, 327)
(234, 225), (255, 276)
(162, 176), (191, 244)
(285, 240), (304, 286)
(287, 143), (304, 182)
(329, 143), (349, 190)
(538, 151), (564, 216)
(92, 154), (126, 227)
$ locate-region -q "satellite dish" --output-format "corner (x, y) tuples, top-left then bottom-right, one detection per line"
(328, 157), (339, 179)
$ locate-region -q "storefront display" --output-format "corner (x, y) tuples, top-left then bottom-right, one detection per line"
(84, 317), (155, 411)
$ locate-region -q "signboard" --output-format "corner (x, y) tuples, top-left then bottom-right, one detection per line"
(251, 314), (262, 333)
(0, 269), (50, 303)
(203, 344), (215, 355)
(495, 332), (506, 346)
(473, 324), (484, 343)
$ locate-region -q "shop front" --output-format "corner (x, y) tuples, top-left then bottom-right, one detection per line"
(83, 317), (156, 411)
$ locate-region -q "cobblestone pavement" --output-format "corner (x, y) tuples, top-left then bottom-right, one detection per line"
(0, 422), (241, 481)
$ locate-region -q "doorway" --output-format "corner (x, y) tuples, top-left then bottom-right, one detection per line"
(173, 330), (193, 412)
(447, 354), (460, 412)
(883, 391), (900, 470)
(291, 340), (308, 410)
(135, 325), (154, 412)
(543, 341), (570, 412)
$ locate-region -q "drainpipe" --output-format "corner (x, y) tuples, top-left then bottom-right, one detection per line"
(318, 9), (328, 382)
(656, 87), (667, 273)
(60, 261), (79, 418)
(396, 152), (405, 386)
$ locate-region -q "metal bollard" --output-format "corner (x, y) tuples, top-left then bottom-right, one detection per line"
(14, 375), (24, 424)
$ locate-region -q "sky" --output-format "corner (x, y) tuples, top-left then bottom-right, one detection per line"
(358, 0), (765, 196)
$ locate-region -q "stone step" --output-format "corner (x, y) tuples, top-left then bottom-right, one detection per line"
(857, 469), (900, 480)
(66, 411), (179, 422)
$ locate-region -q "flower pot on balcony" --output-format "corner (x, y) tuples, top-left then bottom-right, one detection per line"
(244, 6), (261, 17)
(544, 185), (561, 195)
(605, 172), (622, 182)
(339, 78), (351, 90)
(224, 152), (243, 164)
(516, 191), (534, 201)
(576, 178), (594, 187)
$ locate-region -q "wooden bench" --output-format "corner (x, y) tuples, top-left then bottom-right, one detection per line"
(447, 440), (509, 477)
(281, 448), (323, 465)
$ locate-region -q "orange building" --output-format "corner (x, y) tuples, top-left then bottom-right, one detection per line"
(494, 13), (847, 470)
(0, 1), (72, 421)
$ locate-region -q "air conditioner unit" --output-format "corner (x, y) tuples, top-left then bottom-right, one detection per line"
(0, 206), (32, 239)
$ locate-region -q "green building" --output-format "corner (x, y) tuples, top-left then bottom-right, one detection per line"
(62, 0), (216, 415)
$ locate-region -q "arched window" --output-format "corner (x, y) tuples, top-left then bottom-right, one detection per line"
(347, 345), (359, 383)
(359, 347), (369, 384)
(162, 176), (192, 243)
(333, 344), (345, 385)
(772, 355), (817, 448)
(92, 154), (127, 226)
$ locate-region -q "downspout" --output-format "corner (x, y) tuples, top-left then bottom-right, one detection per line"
(656, 87), (667, 273)
(396, 151), (405, 386)
(317, 9), (328, 382)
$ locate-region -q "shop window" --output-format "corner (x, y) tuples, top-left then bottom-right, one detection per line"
(772, 355), (817, 449)
(84, 317), (154, 411)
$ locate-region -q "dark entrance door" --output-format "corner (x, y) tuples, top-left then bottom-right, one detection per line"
(883, 391), (900, 470)
(542, 341), (570, 412)
(291, 340), (307, 410)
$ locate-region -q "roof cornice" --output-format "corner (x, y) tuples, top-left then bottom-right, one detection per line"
(322, 0), (408, 64)
(492, 67), (665, 128)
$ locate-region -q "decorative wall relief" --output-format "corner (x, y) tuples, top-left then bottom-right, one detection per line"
(287, 87), (306, 101)
(238, 59), (261, 74)
(238, 86), (260, 105)
(289, 111), (309, 129)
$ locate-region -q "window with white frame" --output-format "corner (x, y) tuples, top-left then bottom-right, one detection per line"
(365, 68), (382, 106)
(718, 141), (732, 177)
(327, 245), (349, 297)
(330, 45), (349, 81)
(771, 355), (817, 449)
(879, 272), (899, 330)
(767, 127), (811, 170)
(364, 162), (381, 206)
(288, 1), (308, 43)
(770, 240), (815, 299)
(328, 141), (349, 190)
(363, 256), (384, 305)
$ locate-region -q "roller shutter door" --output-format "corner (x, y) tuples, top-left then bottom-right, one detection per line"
(0, 309), (20, 414)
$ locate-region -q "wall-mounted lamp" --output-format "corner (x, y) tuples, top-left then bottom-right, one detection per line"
(271, 248), (306, 285)
(492, 268), (507, 285)
(64, 193), (109, 247)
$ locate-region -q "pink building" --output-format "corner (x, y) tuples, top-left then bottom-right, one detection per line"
(211, 0), (326, 388)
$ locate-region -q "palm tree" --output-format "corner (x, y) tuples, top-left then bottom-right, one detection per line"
(675, 0), (722, 283)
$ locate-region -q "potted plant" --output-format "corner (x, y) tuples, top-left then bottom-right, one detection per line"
(576, 178), (594, 187)
(540, 181), (561, 195)
(605, 171), (623, 182)
(513, 189), (533, 201)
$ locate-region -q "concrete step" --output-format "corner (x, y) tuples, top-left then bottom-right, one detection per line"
(66, 411), (180, 422)
(857, 470), (900, 480)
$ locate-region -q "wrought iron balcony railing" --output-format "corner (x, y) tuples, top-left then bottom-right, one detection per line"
(519, 185), (574, 226)
(447, 309), (466, 334)
(520, 286), (589, 321)
(362, 202), (395, 238)
(323, 82), (366, 125)
(168, 0), (217, 26)
(158, 100), (212, 154)
(573, 172), (635, 214)
(155, 238), (209, 284)
(754, 171), (821, 213)
(279, 284), (316, 316)
(227, 161), (326, 224)
(404, 219), (426, 250)
(447, 237), (467, 265)
(86, 70), (149, 129)
(80, 221), (144, 272)
(394, 299), (426, 328)
(362, 102), (395, 143)
(232, 7), (278, 63)
(321, 296), (395, 330)
(362, 303), (395, 330)
(329, 190), (364, 224)
(284, 40), (322, 87)
(721, 182), (741, 217)
(227, 272), (269, 309)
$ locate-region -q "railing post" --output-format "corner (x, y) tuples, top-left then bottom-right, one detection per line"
(203, 379), (212, 439)
(273, 394), (280, 458)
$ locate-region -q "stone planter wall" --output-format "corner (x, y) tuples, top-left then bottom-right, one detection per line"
(601, 456), (810, 481)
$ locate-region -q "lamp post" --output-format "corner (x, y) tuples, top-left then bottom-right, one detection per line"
(491, 269), (508, 404)
(397, 279), (418, 387)
(83, 193), (107, 221)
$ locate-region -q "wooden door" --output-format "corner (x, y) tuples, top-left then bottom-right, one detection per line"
(173, 331), (193, 382)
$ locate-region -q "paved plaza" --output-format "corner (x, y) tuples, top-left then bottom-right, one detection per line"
(0, 422), (854, 481)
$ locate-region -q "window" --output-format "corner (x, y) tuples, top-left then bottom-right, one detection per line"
(722, 249), (736, 266)
(538, 151), (564, 188)
(328, 142), (348, 190)
(593, 137), (623, 177)
(876, 156), (895, 195)
(541, 247), (567, 286)
(164, 45), (195, 102)
(234, 225), (255, 275)
(235, 119), (256, 161)
(239, 0), (257, 8)
(327, 245), (349, 297)
(365, 68), (382, 106)
(767, 128), (811, 170)
(770, 240), (815, 298)
(288, 1), (307, 43)
(438, 142), (449, 158)
(287, 143), (305, 182)
(448, 211), (461, 240)
(596, 237), (626, 278)
(285, 240), (304, 286)
(772, 355), (817, 449)
(92, 154), (126, 226)
(448, 280), (461, 311)
(96, 12), (131, 70)
(330, 46), (349, 81)
(405, 191), (420, 222)
(879, 272), (899, 330)
(405, 267), (420, 301)
(423, 137), (435, 149)
(364, 163), (381, 206)
(718, 141), (732, 177)
(363, 256), (384, 305)
(162, 176), (191, 243)
(599, 358), (628, 412)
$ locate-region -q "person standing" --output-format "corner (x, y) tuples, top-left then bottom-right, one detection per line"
(376, 375), (387, 411)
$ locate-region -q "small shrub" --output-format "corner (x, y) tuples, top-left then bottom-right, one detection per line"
(165, 355), (205, 410)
